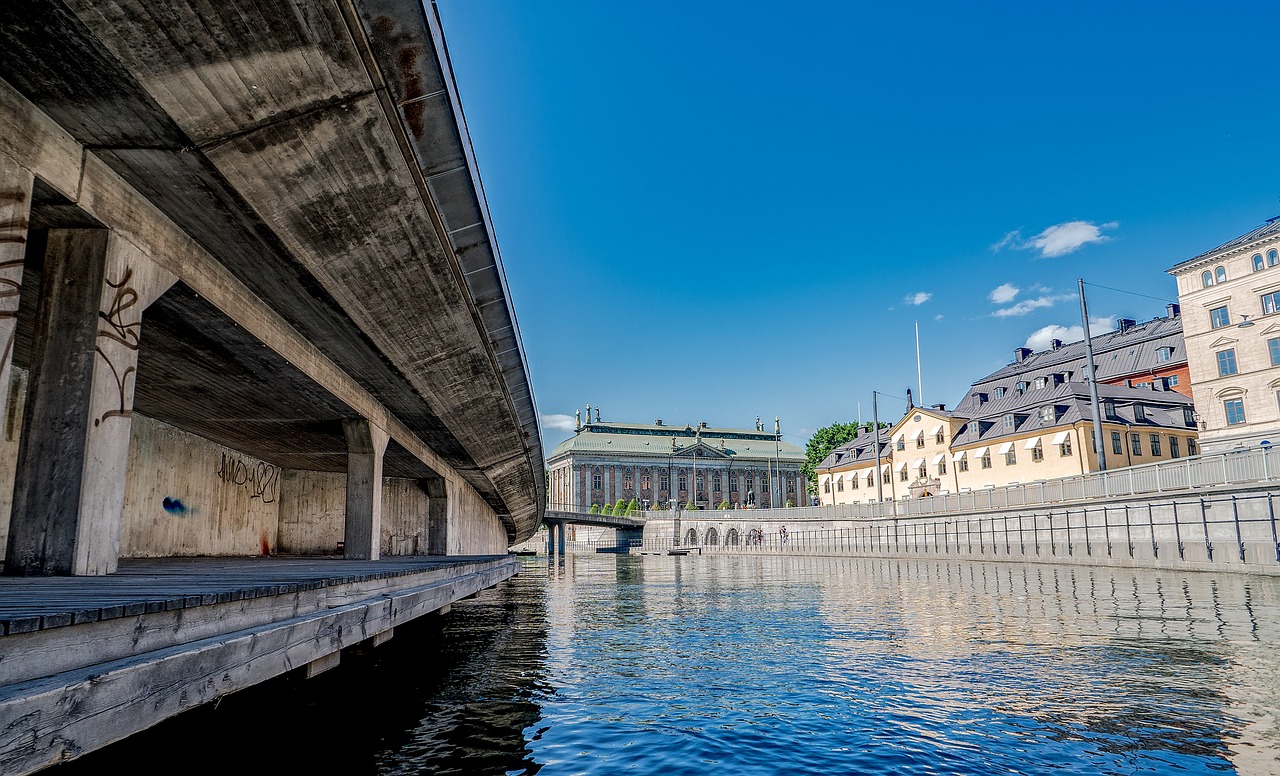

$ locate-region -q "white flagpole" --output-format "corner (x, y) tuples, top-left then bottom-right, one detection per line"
(915, 320), (924, 407)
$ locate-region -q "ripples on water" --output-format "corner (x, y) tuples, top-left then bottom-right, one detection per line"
(61, 555), (1280, 775)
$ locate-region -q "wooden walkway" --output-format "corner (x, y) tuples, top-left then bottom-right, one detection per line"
(0, 555), (505, 636)
(0, 554), (523, 774)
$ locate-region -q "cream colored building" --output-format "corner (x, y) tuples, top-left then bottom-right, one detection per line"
(1168, 218), (1280, 451)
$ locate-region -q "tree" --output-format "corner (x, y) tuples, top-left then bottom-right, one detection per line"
(717, 500), (730, 510)
(589, 504), (600, 514)
(802, 421), (886, 495)
(614, 499), (628, 515)
(601, 503), (613, 516)
(626, 498), (639, 515)
(684, 500), (698, 511)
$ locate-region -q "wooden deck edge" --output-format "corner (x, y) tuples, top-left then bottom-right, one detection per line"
(0, 559), (519, 775)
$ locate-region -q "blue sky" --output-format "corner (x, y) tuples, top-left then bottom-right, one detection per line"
(434, 1), (1280, 455)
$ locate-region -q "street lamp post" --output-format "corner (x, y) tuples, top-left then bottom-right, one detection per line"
(774, 416), (783, 507)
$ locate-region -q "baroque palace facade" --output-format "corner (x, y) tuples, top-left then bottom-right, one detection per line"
(547, 409), (807, 510)
(817, 314), (1200, 504)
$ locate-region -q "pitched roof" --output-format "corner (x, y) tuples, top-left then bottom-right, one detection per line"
(1168, 217), (1280, 273)
(549, 421), (804, 462)
(816, 427), (891, 472)
(954, 315), (1184, 418)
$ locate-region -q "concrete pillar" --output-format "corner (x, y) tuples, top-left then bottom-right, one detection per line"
(557, 521), (566, 555)
(6, 231), (174, 575)
(342, 419), (390, 560)
(546, 521), (555, 556)
(421, 475), (447, 555)
(0, 157), (32, 425)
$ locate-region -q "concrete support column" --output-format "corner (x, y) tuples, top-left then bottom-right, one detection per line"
(342, 419), (390, 560)
(0, 157), (33, 422)
(557, 521), (566, 555)
(422, 475), (447, 555)
(6, 231), (174, 575)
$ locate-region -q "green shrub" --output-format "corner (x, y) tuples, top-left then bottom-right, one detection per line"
(626, 498), (639, 515)
(718, 500), (730, 509)
(614, 499), (628, 515)
(786, 499), (795, 508)
(601, 504), (613, 515)
(684, 501), (698, 511)
(588, 504), (600, 514)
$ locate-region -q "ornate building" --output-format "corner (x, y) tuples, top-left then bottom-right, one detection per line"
(547, 408), (807, 510)
(1168, 217), (1280, 451)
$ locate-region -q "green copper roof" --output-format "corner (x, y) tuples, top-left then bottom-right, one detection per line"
(549, 421), (804, 462)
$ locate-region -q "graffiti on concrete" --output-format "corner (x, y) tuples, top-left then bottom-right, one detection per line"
(217, 452), (279, 503)
(95, 268), (140, 425)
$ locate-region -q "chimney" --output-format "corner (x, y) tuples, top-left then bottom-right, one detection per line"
(1115, 318), (1136, 333)
(1014, 347), (1033, 363)
(700, 421), (708, 428)
(1167, 303), (1181, 318)
(654, 419), (663, 426)
(1124, 379), (1133, 388)
(931, 403), (946, 412)
(1050, 339), (1063, 350)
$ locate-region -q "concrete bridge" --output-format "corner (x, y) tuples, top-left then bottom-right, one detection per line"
(0, 1), (543, 770)
(543, 508), (645, 555)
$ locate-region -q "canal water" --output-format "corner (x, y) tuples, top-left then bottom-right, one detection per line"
(61, 555), (1280, 775)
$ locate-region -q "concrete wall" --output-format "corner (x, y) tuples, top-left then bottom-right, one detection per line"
(448, 477), (508, 554)
(0, 367), (27, 559)
(120, 416), (279, 558)
(277, 470), (345, 555)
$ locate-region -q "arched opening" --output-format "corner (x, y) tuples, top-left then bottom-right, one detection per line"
(726, 528), (740, 545)
(684, 527), (698, 545)
(746, 528), (763, 546)
(705, 527), (719, 546)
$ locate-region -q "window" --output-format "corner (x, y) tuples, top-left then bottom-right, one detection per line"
(896, 437), (905, 451)
(1134, 404), (1146, 422)
(1004, 448), (1017, 465)
(1270, 338), (1280, 367)
(1183, 407), (1196, 426)
(994, 386), (1006, 398)
(899, 468), (908, 482)
(1031, 443), (1043, 462)
(1003, 414), (1016, 430)
(915, 434), (925, 449)
(729, 476), (738, 493)
(1034, 376), (1047, 389)
(1216, 349), (1238, 376)
(1168, 374), (1180, 386)
(1111, 431), (1123, 455)
(851, 475), (859, 489)
(1060, 438), (1072, 457)
(836, 476), (844, 492)
(1131, 432), (1142, 456)
(1188, 438), (1199, 455)
(1216, 266), (1227, 283)
(678, 473), (687, 491)
(1156, 347), (1173, 363)
(1264, 292), (1280, 316)
(1150, 433), (1162, 456)
(1210, 306), (1230, 329)
(1040, 406), (1055, 422)
(593, 469), (602, 490)
(1255, 253), (1265, 272)
(660, 473), (669, 490)
(823, 479), (831, 493)
(712, 474), (721, 493)
(642, 473), (651, 489)
(1169, 436), (1180, 458)
(883, 470), (891, 484)
(937, 459), (947, 475)
(1202, 270), (1214, 287)
(624, 474), (633, 490)
(918, 465), (928, 479)
(1016, 381), (1029, 394)
(1103, 400), (1117, 419)
(866, 472), (875, 488)
(958, 456), (969, 472)
(1224, 398), (1247, 425)
(980, 453), (992, 469)
(1271, 248), (1279, 267)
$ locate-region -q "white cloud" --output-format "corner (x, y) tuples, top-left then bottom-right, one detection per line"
(934, 313), (944, 321)
(541, 413), (577, 432)
(992, 293), (1075, 317)
(992, 221), (1117, 258)
(905, 291), (932, 306)
(1024, 317), (1117, 351)
(988, 283), (1020, 304)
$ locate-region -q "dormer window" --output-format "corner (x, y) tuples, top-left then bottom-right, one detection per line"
(1156, 346), (1173, 363)
(1103, 400), (1117, 419)
(974, 392), (988, 404)
(1034, 376), (1047, 390)
(1183, 407), (1196, 427)
(1016, 381), (1029, 394)
(1039, 405), (1054, 422)
(1134, 404), (1146, 422)
(994, 386), (1006, 398)
(1002, 414), (1016, 430)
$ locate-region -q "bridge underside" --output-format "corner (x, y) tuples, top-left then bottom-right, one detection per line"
(0, 0), (544, 575)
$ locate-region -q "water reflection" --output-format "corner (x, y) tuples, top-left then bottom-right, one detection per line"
(55, 556), (1280, 776)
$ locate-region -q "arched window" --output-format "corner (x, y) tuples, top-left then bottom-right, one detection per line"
(1202, 270), (1213, 287)
(1254, 254), (1265, 272)
(1270, 249), (1279, 267)
(1216, 266), (1227, 283)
